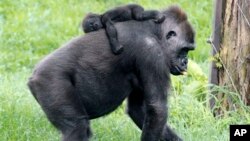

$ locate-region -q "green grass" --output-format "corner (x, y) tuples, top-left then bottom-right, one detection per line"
(1, 0), (249, 141)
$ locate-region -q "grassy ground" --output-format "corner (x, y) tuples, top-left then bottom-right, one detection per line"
(1, 0), (249, 141)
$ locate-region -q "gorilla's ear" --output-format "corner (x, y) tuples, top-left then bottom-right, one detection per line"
(162, 5), (187, 23)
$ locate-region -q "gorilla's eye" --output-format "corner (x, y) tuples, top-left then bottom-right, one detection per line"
(166, 31), (177, 40)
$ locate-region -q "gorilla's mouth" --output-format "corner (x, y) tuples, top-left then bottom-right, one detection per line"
(174, 66), (187, 75)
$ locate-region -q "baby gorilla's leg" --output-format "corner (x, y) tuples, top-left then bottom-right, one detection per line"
(104, 20), (123, 55)
(133, 9), (165, 23)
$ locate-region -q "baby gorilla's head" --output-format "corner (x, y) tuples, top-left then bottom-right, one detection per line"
(82, 13), (103, 33)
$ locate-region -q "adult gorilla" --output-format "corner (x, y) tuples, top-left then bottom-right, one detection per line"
(28, 5), (195, 141)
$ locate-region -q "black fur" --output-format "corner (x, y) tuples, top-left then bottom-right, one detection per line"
(28, 5), (195, 141)
(82, 4), (165, 55)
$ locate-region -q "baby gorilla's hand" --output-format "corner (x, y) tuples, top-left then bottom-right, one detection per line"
(154, 14), (166, 23)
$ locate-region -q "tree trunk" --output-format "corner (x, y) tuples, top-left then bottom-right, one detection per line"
(210, 0), (250, 114)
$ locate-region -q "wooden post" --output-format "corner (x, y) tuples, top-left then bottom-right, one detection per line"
(209, 0), (224, 110)
(210, 0), (250, 115)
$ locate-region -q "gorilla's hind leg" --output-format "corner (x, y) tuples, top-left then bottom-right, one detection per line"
(28, 77), (91, 141)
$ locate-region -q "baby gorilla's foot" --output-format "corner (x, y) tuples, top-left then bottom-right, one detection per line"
(154, 14), (166, 23)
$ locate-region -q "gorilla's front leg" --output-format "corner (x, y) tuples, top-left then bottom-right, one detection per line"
(162, 126), (183, 141)
(127, 89), (182, 141)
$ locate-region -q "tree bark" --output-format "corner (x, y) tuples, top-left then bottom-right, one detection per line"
(210, 0), (250, 114)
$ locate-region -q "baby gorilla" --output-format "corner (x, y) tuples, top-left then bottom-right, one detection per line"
(82, 4), (165, 55)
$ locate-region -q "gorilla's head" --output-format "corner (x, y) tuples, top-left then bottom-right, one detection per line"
(82, 13), (103, 33)
(161, 6), (195, 75)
